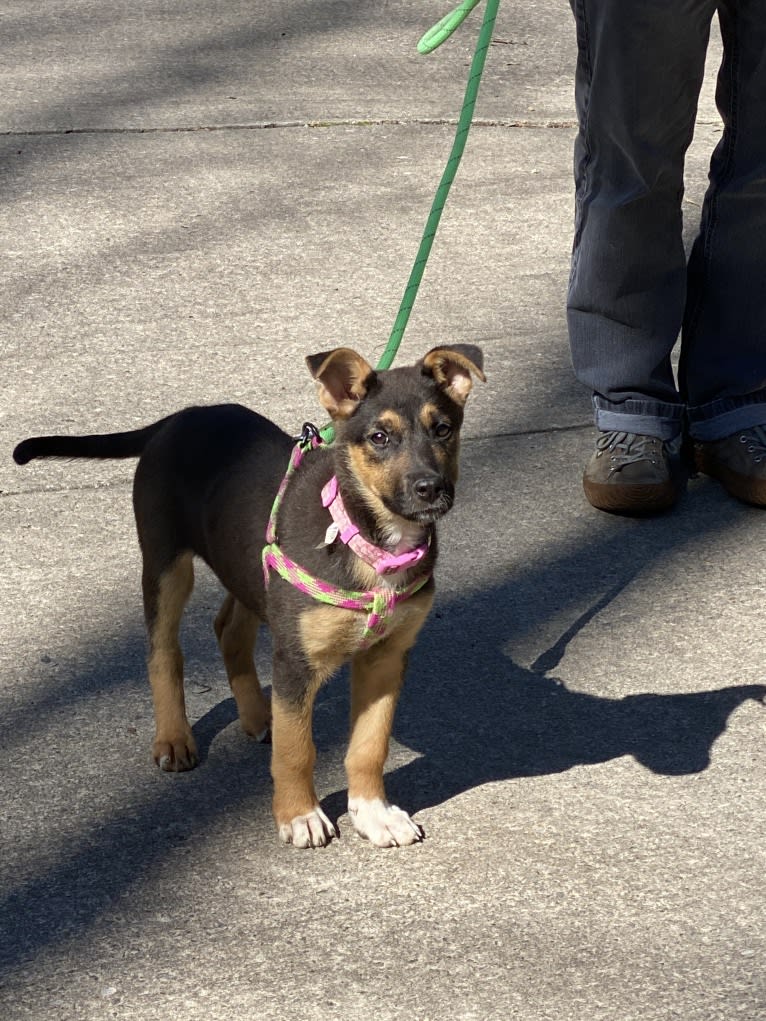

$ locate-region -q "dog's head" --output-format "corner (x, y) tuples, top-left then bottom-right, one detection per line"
(306, 345), (485, 526)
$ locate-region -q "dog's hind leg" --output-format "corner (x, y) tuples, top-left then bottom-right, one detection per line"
(143, 552), (197, 771)
(214, 594), (271, 741)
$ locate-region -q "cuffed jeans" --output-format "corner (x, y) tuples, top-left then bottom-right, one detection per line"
(568, 0), (766, 441)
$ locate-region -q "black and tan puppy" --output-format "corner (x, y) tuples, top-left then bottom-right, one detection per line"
(13, 345), (484, 847)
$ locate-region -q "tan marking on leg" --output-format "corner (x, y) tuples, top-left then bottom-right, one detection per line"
(148, 553), (197, 771)
(214, 594), (270, 739)
(271, 686), (333, 845)
(272, 606), (358, 835)
(346, 655), (402, 802)
(345, 591), (433, 802)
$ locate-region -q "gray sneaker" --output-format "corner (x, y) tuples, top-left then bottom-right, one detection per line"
(583, 431), (683, 514)
(694, 425), (766, 507)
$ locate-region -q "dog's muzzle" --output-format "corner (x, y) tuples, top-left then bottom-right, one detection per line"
(401, 472), (454, 522)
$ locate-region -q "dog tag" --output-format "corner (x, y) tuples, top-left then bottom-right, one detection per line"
(317, 522), (340, 549)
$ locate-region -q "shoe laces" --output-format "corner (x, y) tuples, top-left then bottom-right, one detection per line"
(738, 424), (766, 462)
(595, 431), (665, 474)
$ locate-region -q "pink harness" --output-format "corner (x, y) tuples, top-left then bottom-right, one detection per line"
(320, 475), (429, 576)
(261, 427), (432, 648)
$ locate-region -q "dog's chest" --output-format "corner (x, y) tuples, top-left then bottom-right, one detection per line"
(298, 590), (434, 680)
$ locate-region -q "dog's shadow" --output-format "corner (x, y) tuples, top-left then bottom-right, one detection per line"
(393, 568), (766, 809)
(190, 573), (766, 824)
(319, 593), (765, 822)
(388, 642), (765, 817)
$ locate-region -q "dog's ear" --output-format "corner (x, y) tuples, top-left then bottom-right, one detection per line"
(421, 345), (486, 406)
(306, 348), (376, 419)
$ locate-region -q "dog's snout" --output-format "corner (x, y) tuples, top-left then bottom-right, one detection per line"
(412, 474), (445, 504)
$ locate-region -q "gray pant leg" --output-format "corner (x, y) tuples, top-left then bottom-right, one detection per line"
(568, 0), (716, 438)
(682, 0), (766, 439)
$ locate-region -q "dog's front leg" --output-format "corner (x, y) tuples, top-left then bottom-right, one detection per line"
(345, 627), (427, 848)
(270, 666), (336, 848)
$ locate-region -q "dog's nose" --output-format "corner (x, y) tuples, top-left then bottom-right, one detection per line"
(412, 475), (445, 504)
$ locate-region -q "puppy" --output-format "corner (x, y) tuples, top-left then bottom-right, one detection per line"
(13, 345), (484, 847)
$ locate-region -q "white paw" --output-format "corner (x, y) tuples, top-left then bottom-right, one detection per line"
(278, 806), (337, 848)
(348, 797), (424, 847)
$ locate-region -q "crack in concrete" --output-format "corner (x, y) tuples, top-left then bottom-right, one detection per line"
(1, 117), (580, 138)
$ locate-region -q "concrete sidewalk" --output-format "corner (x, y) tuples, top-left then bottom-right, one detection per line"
(2, 3), (764, 1020)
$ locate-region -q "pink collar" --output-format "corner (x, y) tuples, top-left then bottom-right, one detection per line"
(321, 475), (430, 576)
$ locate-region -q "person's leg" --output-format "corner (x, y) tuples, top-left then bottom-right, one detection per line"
(681, 1), (766, 507)
(569, 0), (717, 441)
(682, 0), (766, 444)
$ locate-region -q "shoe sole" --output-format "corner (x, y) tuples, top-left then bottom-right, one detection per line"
(583, 477), (679, 515)
(694, 447), (766, 507)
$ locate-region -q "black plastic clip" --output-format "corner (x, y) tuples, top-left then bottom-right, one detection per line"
(295, 421), (323, 448)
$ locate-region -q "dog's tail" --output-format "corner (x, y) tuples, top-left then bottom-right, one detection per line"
(13, 415), (174, 465)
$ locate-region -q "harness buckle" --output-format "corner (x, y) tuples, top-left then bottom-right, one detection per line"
(295, 421), (323, 448)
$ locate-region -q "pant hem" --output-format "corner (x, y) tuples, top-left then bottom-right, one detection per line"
(593, 397), (684, 441)
(687, 395), (766, 441)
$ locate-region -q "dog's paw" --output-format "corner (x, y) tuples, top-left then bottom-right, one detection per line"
(153, 733), (198, 772)
(232, 677), (271, 742)
(278, 806), (337, 848)
(348, 797), (424, 847)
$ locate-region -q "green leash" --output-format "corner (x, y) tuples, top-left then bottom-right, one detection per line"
(377, 0), (499, 371)
(321, 0), (499, 440)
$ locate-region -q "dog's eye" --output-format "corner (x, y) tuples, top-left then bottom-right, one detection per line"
(369, 431), (389, 447)
(434, 423), (453, 439)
